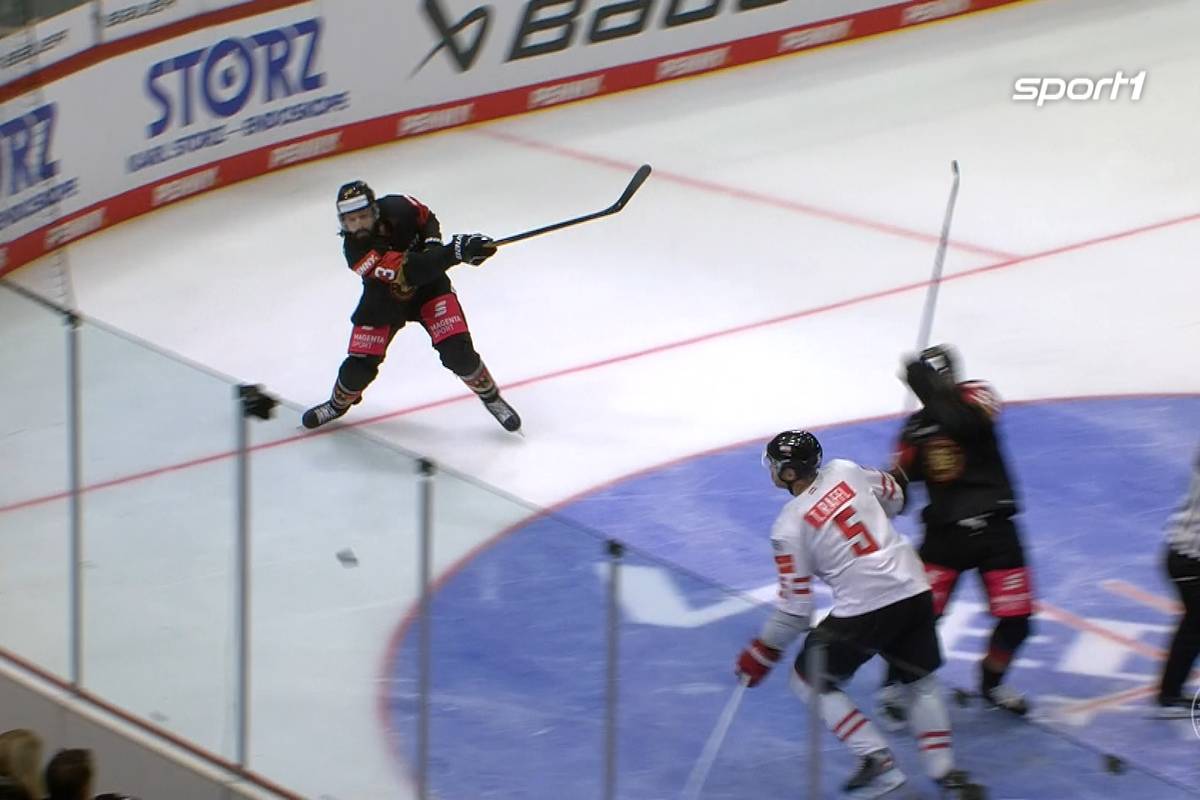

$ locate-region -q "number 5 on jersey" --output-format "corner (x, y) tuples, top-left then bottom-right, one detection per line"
(833, 506), (880, 557)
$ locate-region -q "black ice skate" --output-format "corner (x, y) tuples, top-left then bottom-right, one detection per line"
(1152, 694), (1194, 719)
(937, 769), (987, 800)
(981, 683), (1029, 716)
(302, 400), (351, 430)
(843, 750), (906, 799)
(482, 394), (522, 432)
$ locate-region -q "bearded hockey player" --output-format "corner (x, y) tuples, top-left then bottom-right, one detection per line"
(302, 180), (520, 433)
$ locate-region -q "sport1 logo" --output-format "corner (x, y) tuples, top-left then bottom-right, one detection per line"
(144, 18), (325, 138)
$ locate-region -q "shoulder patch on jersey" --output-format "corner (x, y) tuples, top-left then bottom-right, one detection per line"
(804, 481), (856, 527)
(960, 380), (1001, 419)
(404, 194), (431, 225)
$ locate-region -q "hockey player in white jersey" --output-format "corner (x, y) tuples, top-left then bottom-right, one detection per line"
(735, 430), (985, 799)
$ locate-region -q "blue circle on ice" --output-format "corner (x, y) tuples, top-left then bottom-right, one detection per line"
(385, 395), (1200, 799)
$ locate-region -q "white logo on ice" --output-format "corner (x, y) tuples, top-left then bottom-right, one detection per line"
(1013, 70), (1146, 107)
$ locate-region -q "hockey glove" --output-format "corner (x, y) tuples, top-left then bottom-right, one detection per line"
(903, 358), (942, 403)
(451, 233), (497, 266)
(735, 639), (781, 687)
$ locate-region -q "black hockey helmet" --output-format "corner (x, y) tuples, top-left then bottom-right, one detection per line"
(917, 343), (959, 386)
(763, 430), (822, 482)
(336, 180), (378, 233)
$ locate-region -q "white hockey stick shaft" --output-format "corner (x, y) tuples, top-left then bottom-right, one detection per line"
(681, 678), (749, 800)
(914, 160), (961, 354)
(906, 161), (961, 412)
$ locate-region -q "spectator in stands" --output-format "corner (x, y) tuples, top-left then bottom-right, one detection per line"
(45, 748), (93, 800)
(45, 748), (135, 800)
(0, 729), (43, 800)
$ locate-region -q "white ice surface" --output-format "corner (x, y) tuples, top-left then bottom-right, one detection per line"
(3, 0), (1199, 797)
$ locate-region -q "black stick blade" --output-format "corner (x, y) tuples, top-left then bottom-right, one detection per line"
(613, 164), (652, 211)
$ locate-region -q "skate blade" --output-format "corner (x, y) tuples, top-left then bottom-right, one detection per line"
(846, 769), (906, 800)
(1147, 707), (1193, 720)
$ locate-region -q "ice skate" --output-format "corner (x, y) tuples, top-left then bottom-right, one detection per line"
(981, 683), (1029, 716)
(843, 750), (906, 799)
(1151, 694), (1194, 719)
(937, 768), (987, 799)
(482, 394), (521, 432)
(302, 400), (350, 430)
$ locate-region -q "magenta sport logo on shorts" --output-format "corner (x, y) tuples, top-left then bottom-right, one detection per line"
(1012, 70), (1146, 107)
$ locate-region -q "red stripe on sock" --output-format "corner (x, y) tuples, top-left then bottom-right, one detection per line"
(833, 710), (861, 735)
(840, 717), (869, 741)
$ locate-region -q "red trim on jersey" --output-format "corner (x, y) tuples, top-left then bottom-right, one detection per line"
(774, 554), (795, 573)
(405, 195), (432, 226)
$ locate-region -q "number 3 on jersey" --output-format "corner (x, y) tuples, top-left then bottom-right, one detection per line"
(833, 506), (880, 556)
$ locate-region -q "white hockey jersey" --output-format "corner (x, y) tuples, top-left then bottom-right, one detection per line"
(771, 459), (929, 619)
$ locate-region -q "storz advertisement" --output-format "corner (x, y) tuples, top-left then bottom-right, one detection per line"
(1, 0), (911, 252)
(127, 16), (350, 173)
(0, 102), (80, 237)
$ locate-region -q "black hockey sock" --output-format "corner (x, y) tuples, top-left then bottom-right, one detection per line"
(982, 615), (1030, 691)
(980, 659), (1004, 694)
(331, 380), (362, 410)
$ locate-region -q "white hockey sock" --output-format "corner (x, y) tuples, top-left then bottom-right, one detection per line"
(817, 688), (890, 758)
(907, 674), (954, 779)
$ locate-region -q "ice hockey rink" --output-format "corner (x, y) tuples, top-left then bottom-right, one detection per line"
(3, 0), (1200, 798)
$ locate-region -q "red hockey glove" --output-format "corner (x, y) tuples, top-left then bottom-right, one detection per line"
(735, 639), (781, 687)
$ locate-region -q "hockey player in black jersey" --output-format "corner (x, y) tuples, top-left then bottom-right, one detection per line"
(302, 181), (521, 433)
(879, 345), (1034, 722)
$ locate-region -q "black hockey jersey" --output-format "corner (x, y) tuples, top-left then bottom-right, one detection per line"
(342, 194), (447, 302)
(895, 380), (1020, 527)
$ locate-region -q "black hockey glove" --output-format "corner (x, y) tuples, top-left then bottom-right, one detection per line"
(903, 358), (942, 403)
(450, 233), (497, 266)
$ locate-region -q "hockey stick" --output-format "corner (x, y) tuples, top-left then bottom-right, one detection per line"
(905, 160), (961, 410)
(914, 160), (961, 353)
(681, 677), (749, 800)
(492, 164), (652, 247)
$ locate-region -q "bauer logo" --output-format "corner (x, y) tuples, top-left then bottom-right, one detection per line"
(1013, 71), (1146, 107)
(415, 0), (787, 74)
